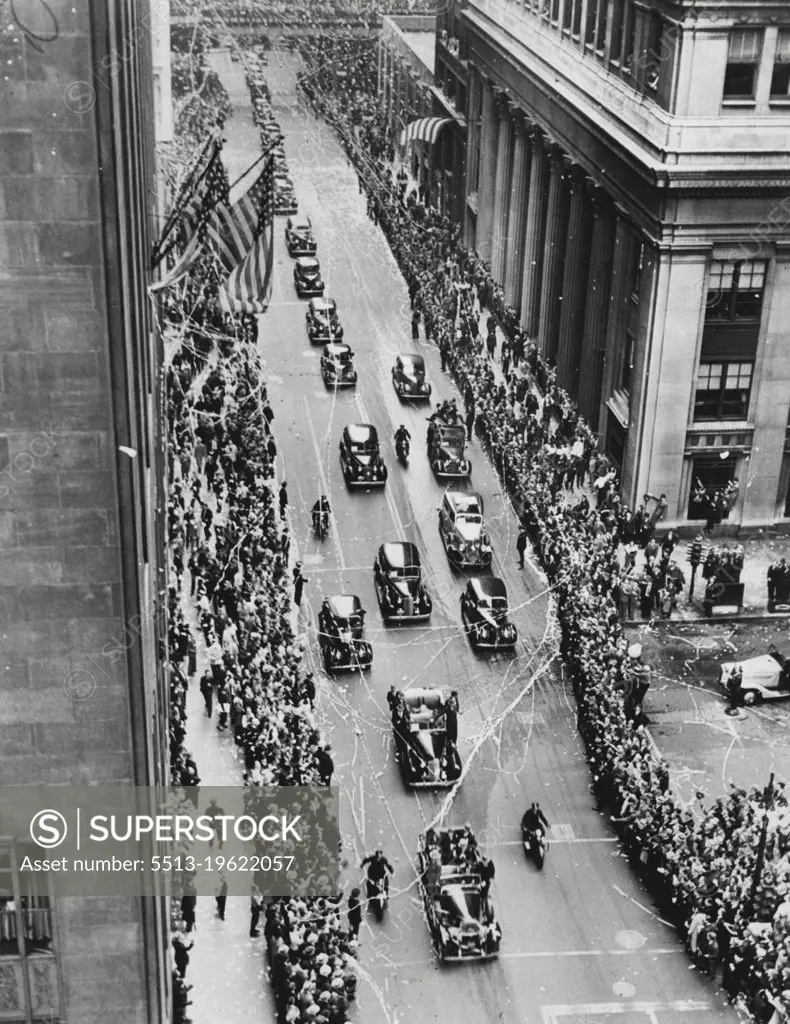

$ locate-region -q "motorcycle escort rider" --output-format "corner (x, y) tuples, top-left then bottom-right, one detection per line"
(312, 495), (331, 532)
(521, 802), (550, 838)
(361, 850), (394, 900)
(394, 424), (411, 453)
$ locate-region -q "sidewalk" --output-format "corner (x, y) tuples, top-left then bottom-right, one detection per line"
(170, 49), (278, 1024)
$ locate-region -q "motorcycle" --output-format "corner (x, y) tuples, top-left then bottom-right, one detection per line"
(312, 508), (330, 540)
(366, 874), (389, 921)
(396, 435), (410, 466)
(522, 826), (546, 869)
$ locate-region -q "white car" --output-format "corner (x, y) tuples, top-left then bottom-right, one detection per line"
(438, 492), (492, 570)
(719, 653), (790, 704)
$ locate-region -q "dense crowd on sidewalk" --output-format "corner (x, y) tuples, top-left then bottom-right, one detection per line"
(297, 34), (790, 1021)
(173, 0), (438, 29)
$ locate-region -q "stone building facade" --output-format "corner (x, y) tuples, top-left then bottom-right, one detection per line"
(433, 0), (790, 530)
(0, 1), (172, 1021)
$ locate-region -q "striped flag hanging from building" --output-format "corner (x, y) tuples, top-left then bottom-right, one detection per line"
(149, 137), (229, 292)
(210, 153), (275, 315)
(399, 116), (453, 147)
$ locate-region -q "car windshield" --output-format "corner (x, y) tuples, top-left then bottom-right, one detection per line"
(391, 566), (419, 579)
(458, 514), (482, 527)
(478, 596), (507, 612)
(350, 438), (377, 452)
(336, 351), (352, 363)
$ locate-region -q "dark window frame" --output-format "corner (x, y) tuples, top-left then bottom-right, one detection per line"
(694, 360), (754, 422)
(724, 27), (764, 100)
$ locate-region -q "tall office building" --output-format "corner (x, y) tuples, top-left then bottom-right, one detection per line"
(0, 1), (171, 1020)
(424, 0), (790, 529)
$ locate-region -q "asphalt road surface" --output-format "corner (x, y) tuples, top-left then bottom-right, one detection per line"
(220, 47), (737, 1024)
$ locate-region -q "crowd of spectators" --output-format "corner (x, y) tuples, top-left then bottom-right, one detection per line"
(299, 49), (790, 1020)
(173, 0), (438, 29)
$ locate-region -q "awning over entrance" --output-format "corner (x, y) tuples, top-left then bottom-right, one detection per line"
(399, 116), (453, 146)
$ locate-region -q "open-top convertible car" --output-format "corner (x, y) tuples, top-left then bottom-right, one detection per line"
(317, 595), (373, 672)
(392, 353), (431, 401)
(339, 424), (388, 487)
(439, 492), (492, 570)
(461, 577), (517, 650)
(306, 297), (343, 344)
(427, 416), (471, 479)
(417, 827), (501, 962)
(373, 542), (432, 622)
(285, 214), (317, 256)
(391, 687), (461, 787)
(719, 650), (790, 704)
(320, 343), (357, 388)
(293, 256), (324, 297)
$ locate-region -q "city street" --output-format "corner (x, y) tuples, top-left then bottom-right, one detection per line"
(206, 48), (741, 1024)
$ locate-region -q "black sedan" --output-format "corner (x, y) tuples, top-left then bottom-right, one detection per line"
(339, 424), (387, 488)
(285, 214), (317, 256)
(460, 577), (518, 649)
(317, 595), (373, 672)
(427, 420), (471, 479)
(306, 297), (343, 344)
(391, 687), (461, 788)
(320, 344), (357, 388)
(373, 542), (432, 622)
(392, 353), (431, 401)
(294, 256), (324, 297)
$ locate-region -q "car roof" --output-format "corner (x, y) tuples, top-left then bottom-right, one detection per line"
(446, 492), (483, 514)
(309, 297), (336, 312)
(289, 214), (312, 229)
(323, 343), (350, 356)
(402, 686), (443, 704)
(379, 541), (420, 569)
(399, 353), (425, 369)
(326, 595), (362, 618)
(436, 424), (465, 441)
(295, 256), (319, 267)
(345, 423), (377, 443)
(470, 576), (507, 600)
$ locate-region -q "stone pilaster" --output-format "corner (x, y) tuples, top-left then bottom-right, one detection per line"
(465, 67), (481, 195)
(577, 187), (617, 429)
(504, 112), (530, 309)
(556, 168), (592, 396)
(476, 78), (499, 263)
(490, 92), (513, 284)
(519, 126), (548, 334)
(536, 146), (570, 361)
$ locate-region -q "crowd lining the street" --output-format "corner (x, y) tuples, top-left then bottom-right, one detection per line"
(296, 33), (790, 1021)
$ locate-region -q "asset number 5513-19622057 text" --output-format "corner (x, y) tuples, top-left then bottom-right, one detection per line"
(151, 855), (296, 872)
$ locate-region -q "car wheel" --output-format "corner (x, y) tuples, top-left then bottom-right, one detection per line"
(742, 690), (762, 706)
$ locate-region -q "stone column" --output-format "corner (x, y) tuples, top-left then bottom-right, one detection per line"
(556, 168), (592, 397)
(465, 67), (481, 195)
(504, 112), (530, 309)
(537, 147), (570, 361)
(519, 126), (548, 334)
(377, 41), (383, 98)
(476, 78), (499, 263)
(490, 92), (513, 284)
(577, 188), (617, 429)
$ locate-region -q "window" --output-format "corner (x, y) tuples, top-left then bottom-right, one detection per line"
(585, 0), (598, 46)
(620, 334), (635, 391)
(610, 0), (625, 64)
(771, 30), (790, 98)
(596, 0), (609, 55)
(694, 361), (753, 421)
(551, 0), (559, 23)
(705, 259), (766, 321)
(572, 0), (582, 37)
(688, 456), (736, 520)
(724, 29), (763, 99)
(562, 0), (573, 32)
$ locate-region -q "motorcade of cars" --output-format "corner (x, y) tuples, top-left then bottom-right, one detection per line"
(293, 256), (324, 297)
(317, 595), (373, 672)
(427, 416), (471, 479)
(392, 353), (431, 401)
(417, 827), (502, 962)
(460, 577), (518, 650)
(339, 424), (388, 488)
(719, 650), (790, 704)
(306, 297), (343, 344)
(438, 492), (492, 570)
(373, 542), (432, 622)
(320, 343), (357, 388)
(390, 687), (461, 788)
(285, 214), (317, 256)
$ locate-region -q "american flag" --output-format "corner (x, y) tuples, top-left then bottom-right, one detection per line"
(210, 153), (275, 315)
(150, 137), (230, 291)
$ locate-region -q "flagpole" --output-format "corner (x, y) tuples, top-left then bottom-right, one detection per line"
(228, 135), (283, 192)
